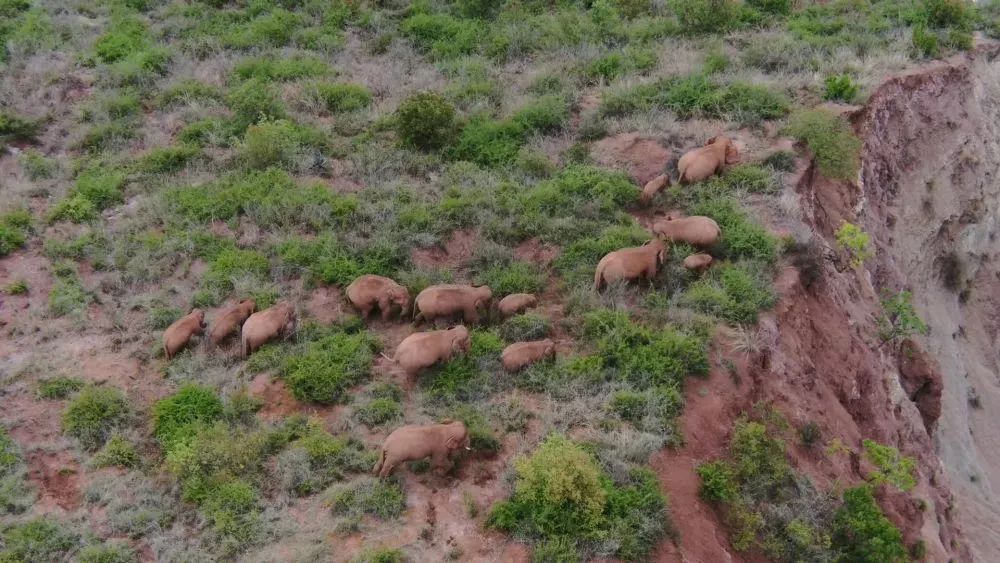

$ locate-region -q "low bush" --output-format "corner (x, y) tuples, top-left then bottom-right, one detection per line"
(835, 222), (872, 268)
(878, 290), (928, 344)
(62, 386), (131, 451)
(238, 119), (327, 170)
(474, 261), (545, 295)
(352, 548), (405, 563)
(279, 236), (403, 286)
(199, 248), (270, 302)
(201, 479), (263, 548)
(784, 109), (861, 180)
(307, 82), (373, 113)
(609, 385), (684, 433)
(0, 518), (80, 562)
(37, 376), (85, 400)
(499, 313), (552, 342)
(670, 0), (742, 33)
(152, 384), (224, 448)
(18, 149), (58, 180)
(77, 542), (137, 563)
(0, 111), (39, 145)
(690, 198), (778, 262)
(330, 476), (406, 523)
(93, 434), (141, 469)
(512, 95), (570, 133)
(832, 486), (908, 562)
(137, 144), (201, 174)
(0, 210), (31, 256)
(450, 404), (501, 454)
(400, 12), (482, 59)
(487, 434), (669, 560)
(0, 424), (33, 515)
(450, 117), (526, 167)
(226, 78), (287, 133)
(355, 397), (403, 427)
(157, 79), (223, 107)
(681, 262), (776, 325)
(862, 439), (916, 491)
(823, 74), (859, 103)
(164, 422), (271, 502)
(421, 330), (504, 405)
(396, 92), (456, 150)
(283, 330), (379, 404)
(233, 54), (330, 82)
(49, 167), (127, 223)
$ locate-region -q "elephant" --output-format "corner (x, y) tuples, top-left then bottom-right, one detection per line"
(163, 309), (206, 359)
(412, 285), (492, 324)
(208, 299), (256, 347)
(497, 293), (538, 317)
(501, 339), (556, 372)
(640, 174), (670, 205)
(373, 420), (471, 478)
(678, 136), (739, 185)
(241, 301), (296, 358)
(384, 325), (471, 380)
(346, 274), (410, 321)
(593, 239), (667, 292)
(651, 215), (721, 247)
(683, 253), (714, 272)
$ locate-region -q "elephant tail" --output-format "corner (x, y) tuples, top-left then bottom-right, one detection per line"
(241, 335), (251, 359)
(593, 262), (605, 292)
(411, 300), (424, 323)
(373, 448), (386, 476)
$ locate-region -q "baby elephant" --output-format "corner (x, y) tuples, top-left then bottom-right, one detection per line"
(209, 299), (256, 347)
(497, 293), (538, 317)
(346, 274), (410, 321)
(594, 239), (666, 292)
(413, 284), (492, 324)
(386, 325), (471, 380)
(241, 301), (296, 358)
(683, 253), (713, 273)
(652, 215), (721, 248)
(373, 420), (471, 478)
(678, 136), (739, 185)
(501, 339), (556, 372)
(640, 174), (670, 205)
(163, 309), (206, 359)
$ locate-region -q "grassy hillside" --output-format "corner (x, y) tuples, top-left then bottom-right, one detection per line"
(0, 0), (987, 560)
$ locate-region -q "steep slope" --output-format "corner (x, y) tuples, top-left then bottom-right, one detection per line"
(855, 41), (1000, 560)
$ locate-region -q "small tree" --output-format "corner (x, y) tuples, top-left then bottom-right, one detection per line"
(878, 290), (928, 344)
(396, 92), (456, 151)
(835, 222), (873, 268)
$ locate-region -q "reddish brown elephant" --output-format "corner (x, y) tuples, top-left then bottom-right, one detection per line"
(593, 239), (666, 291)
(163, 309), (206, 359)
(208, 299), (256, 347)
(678, 136), (739, 185)
(346, 274), (410, 321)
(373, 421), (471, 478)
(241, 301), (296, 358)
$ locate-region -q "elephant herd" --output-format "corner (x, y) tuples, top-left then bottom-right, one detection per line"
(160, 135), (739, 478)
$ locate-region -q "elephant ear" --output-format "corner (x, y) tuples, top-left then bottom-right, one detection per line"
(725, 143), (740, 164)
(445, 434), (458, 449)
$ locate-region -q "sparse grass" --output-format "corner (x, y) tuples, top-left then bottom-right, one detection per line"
(62, 386), (131, 451)
(305, 82), (373, 113)
(330, 476), (406, 524)
(0, 518), (80, 562)
(499, 314), (551, 342)
(18, 149), (58, 180)
(681, 262), (776, 325)
(0, 210), (31, 256)
(37, 376), (85, 399)
(355, 397), (403, 427)
(93, 435), (141, 469)
(0, 424), (34, 515)
(77, 542), (138, 563)
(233, 54), (331, 82)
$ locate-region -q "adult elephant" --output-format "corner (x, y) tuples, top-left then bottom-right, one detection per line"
(346, 275), (411, 321)
(241, 301), (296, 358)
(593, 239), (666, 291)
(678, 136), (739, 185)
(383, 325), (471, 380)
(412, 284), (492, 324)
(373, 420), (471, 478)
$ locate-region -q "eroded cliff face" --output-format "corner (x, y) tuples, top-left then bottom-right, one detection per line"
(853, 42), (1000, 560)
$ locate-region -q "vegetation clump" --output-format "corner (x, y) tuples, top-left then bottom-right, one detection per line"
(784, 109), (861, 180)
(62, 386), (131, 451)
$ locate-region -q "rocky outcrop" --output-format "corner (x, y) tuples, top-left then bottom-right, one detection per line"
(897, 339), (943, 433)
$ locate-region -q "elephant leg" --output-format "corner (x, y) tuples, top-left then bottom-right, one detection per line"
(379, 456), (398, 478)
(378, 297), (393, 321)
(464, 306), (479, 324)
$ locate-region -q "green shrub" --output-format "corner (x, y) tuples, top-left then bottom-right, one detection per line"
(355, 397), (403, 427)
(835, 222), (872, 268)
(762, 150), (797, 172)
(911, 25), (940, 57)
(330, 476), (406, 521)
(307, 82), (373, 113)
(18, 149), (58, 180)
(532, 537), (581, 563)
(221, 8), (302, 49)
(784, 109), (861, 180)
(49, 167), (127, 223)
(353, 547), (405, 563)
(922, 0), (971, 28)
(670, 0), (741, 33)
(681, 263), (776, 324)
(137, 144), (201, 174)
(690, 199), (777, 262)
(227, 78), (287, 132)
(281, 423), (371, 495)
(77, 542), (137, 563)
(608, 385), (683, 433)
(582, 309), (709, 388)
(164, 421), (271, 502)
(283, 331), (379, 404)
(450, 405), (501, 454)
(152, 384), (224, 448)
(238, 119), (326, 170)
(93, 435), (140, 469)
(94, 16), (150, 64)
(279, 236), (402, 286)
(823, 74), (859, 103)
(0, 519), (80, 562)
(862, 439), (917, 492)
(233, 54), (330, 82)
(488, 435), (668, 559)
(202, 479), (263, 545)
(421, 330), (503, 405)
(878, 290), (928, 344)
(697, 460), (738, 502)
(0, 111), (38, 145)
(62, 386), (131, 450)
(499, 314), (551, 342)
(401, 12), (482, 59)
(0, 210), (31, 256)
(157, 79), (223, 107)
(3, 279), (27, 295)
(832, 486), (907, 562)
(512, 95), (570, 134)
(396, 92), (456, 150)
(37, 376), (85, 399)
(450, 117), (526, 167)
(200, 248), (270, 300)
(475, 261), (545, 295)
(0, 424), (33, 515)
